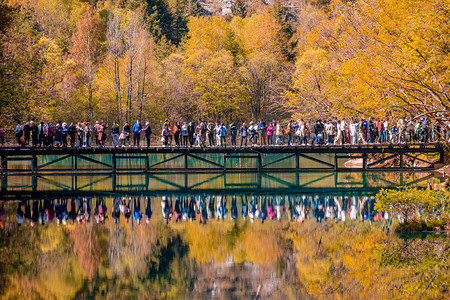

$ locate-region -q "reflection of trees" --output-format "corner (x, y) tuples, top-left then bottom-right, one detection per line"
(71, 222), (105, 280)
(292, 221), (449, 299)
(378, 234), (449, 297)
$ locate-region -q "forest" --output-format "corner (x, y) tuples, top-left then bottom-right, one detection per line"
(0, 0), (448, 127)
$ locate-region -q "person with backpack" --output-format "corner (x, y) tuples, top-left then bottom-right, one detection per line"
(229, 123), (237, 146)
(15, 121), (23, 145)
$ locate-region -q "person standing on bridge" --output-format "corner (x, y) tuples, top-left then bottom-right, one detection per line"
(248, 121), (256, 146)
(173, 122), (181, 147)
(132, 120), (142, 147)
(218, 123), (227, 147)
(275, 122), (285, 145)
(267, 122), (275, 145)
(181, 122), (188, 146)
(259, 120), (267, 146)
(14, 121), (23, 146)
(111, 121), (120, 147)
(123, 122), (131, 146)
(161, 120), (171, 147)
(31, 121), (38, 147)
(229, 123), (237, 146)
(239, 122), (248, 147)
(0, 123), (4, 147)
(144, 121), (152, 147)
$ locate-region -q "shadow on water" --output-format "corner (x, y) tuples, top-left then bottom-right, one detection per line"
(0, 171), (448, 299)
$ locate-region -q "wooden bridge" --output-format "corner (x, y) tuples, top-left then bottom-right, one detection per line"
(0, 144), (445, 174)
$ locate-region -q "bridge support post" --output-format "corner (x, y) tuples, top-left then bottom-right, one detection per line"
(32, 155), (37, 173)
(112, 153), (116, 173)
(1, 156), (6, 174)
(362, 153), (367, 170)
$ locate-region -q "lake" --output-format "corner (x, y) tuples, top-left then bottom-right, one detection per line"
(0, 171), (448, 299)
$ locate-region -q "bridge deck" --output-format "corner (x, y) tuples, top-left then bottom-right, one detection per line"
(0, 143), (444, 174)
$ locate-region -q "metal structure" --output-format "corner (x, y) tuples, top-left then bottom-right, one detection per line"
(0, 171), (436, 200)
(0, 144), (444, 174)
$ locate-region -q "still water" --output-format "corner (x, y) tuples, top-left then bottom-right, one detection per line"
(0, 172), (448, 299)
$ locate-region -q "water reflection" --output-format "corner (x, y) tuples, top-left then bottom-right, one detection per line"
(0, 195), (448, 299)
(1, 171), (448, 299)
(5, 194), (392, 228)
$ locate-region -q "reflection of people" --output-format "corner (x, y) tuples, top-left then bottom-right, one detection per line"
(173, 197), (182, 222)
(249, 196), (257, 223)
(188, 196), (196, 222)
(207, 196), (215, 220)
(112, 198), (121, 224)
(120, 197), (131, 222)
(55, 199), (63, 224)
(69, 199), (77, 223)
(259, 196), (267, 223)
(133, 198), (142, 224)
(39, 200), (46, 225)
(182, 196), (188, 221)
(144, 197), (153, 224)
(216, 195), (227, 221)
(161, 196), (172, 224)
(240, 195), (248, 221)
(199, 197), (207, 224)
(267, 196), (275, 220)
(31, 200), (39, 226)
(24, 200), (31, 224)
(45, 199), (55, 224)
(230, 196), (238, 221)
(313, 196), (325, 223)
(62, 199), (69, 225)
(0, 201), (5, 229)
(275, 196), (284, 221)
(95, 198), (107, 224)
(16, 202), (24, 226)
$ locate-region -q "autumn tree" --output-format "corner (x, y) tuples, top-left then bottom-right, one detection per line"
(71, 4), (103, 120)
(106, 11), (125, 123)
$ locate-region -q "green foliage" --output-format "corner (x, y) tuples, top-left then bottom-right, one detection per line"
(376, 187), (450, 228)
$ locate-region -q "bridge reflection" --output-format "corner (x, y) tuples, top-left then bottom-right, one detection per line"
(0, 171), (438, 200)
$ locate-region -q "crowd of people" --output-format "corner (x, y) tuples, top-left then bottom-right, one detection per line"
(2, 194), (390, 228)
(0, 116), (446, 148)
